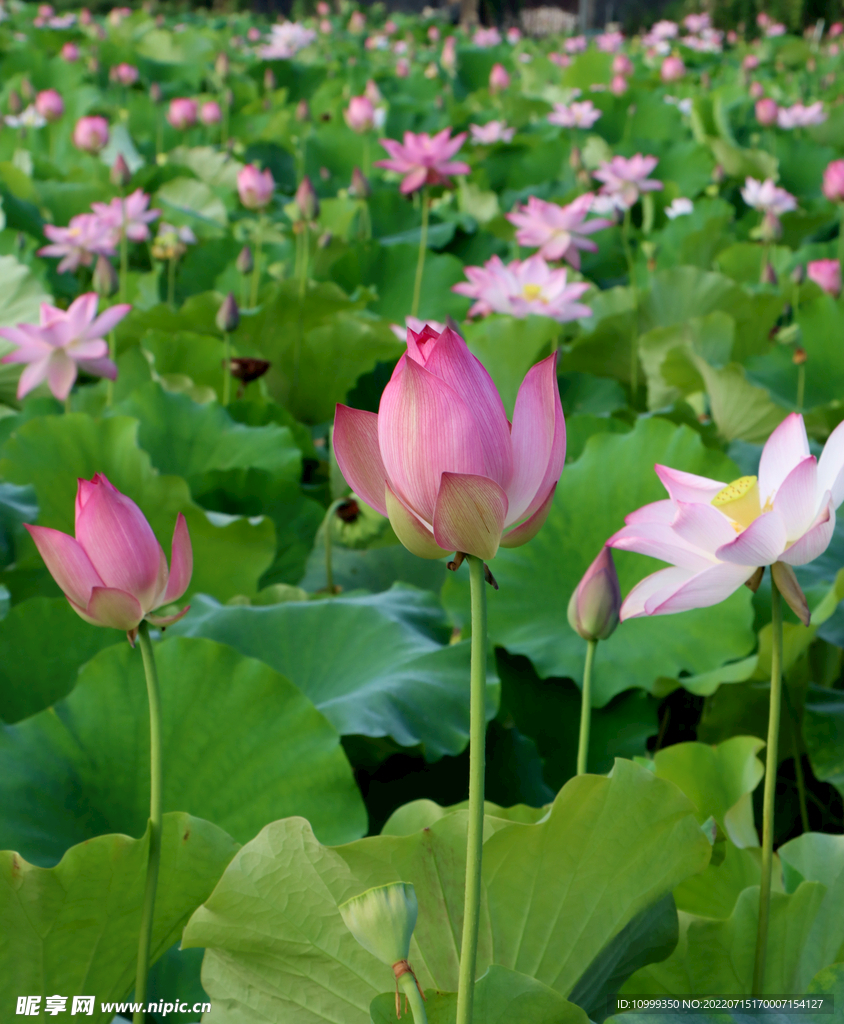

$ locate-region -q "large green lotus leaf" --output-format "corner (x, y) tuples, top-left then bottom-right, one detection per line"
(0, 413), (275, 602)
(0, 254), (51, 329)
(168, 146), (244, 189)
(381, 798), (549, 836)
(155, 176), (228, 231)
(169, 586), (498, 759)
(116, 295), (221, 348)
(235, 279), (403, 423)
(442, 419), (756, 703)
(653, 738), (765, 848)
(0, 636), (365, 866)
(803, 685), (844, 798)
(369, 965), (588, 1024)
(299, 538), (448, 595)
(695, 360), (788, 444)
(0, 597), (116, 723)
(0, 813), (238, 1024)
(183, 759), (710, 1022)
(0, 481), (36, 570)
(463, 315), (559, 415)
(672, 841), (764, 920)
(638, 311), (734, 410)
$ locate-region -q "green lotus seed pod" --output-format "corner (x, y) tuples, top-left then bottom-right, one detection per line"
(338, 882), (418, 966)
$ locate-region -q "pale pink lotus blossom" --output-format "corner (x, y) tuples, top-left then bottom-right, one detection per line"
(453, 254), (592, 322)
(506, 193), (612, 268)
(665, 197), (693, 219)
(441, 35), (457, 73)
(660, 54), (685, 81)
(594, 154), (663, 208)
(345, 95), (384, 132)
(393, 40), (408, 55)
(167, 98), (197, 130)
(548, 100), (602, 128)
(72, 115), (109, 153)
(111, 62), (138, 86)
(334, 324), (565, 561)
(39, 213), (116, 273)
(489, 62), (510, 92)
(649, 19), (679, 40)
(473, 26), (501, 47)
(469, 120), (515, 144)
(755, 97), (778, 126)
(564, 35), (587, 53)
(90, 190), (160, 243)
(200, 101), (222, 125)
(390, 316), (446, 340)
(823, 159), (844, 202)
(548, 52), (571, 68)
(376, 129), (469, 194)
(743, 54), (760, 71)
(596, 31), (624, 52)
(611, 75), (628, 95)
(765, 22), (786, 36)
(807, 259), (841, 296)
(60, 41), (79, 61)
(777, 102), (826, 128)
(0, 293), (129, 400)
(35, 89), (64, 121)
(506, 27), (521, 44)
(237, 164), (274, 209)
(613, 53), (633, 75)
(259, 21), (317, 58)
(27, 474), (192, 635)
(741, 177), (797, 216)
(684, 13), (710, 32)
(609, 414), (844, 619)
(5, 106), (47, 130)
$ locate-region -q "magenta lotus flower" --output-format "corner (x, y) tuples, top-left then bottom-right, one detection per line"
(345, 95), (381, 133)
(453, 254), (592, 321)
(609, 414), (844, 619)
(35, 88), (64, 122)
(237, 164), (274, 210)
(27, 474), (192, 636)
(375, 129), (470, 194)
(593, 154), (662, 208)
(91, 189), (160, 243)
(506, 193), (613, 268)
(807, 259), (841, 297)
(755, 97), (778, 126)
(0, 293), (129, 400)
(548, 101), (602, 128)
(390, 316), (446, 340)
(823, 159), (844, 202)
(334, 325), (565, 561)
(469, 120), (515, 145)
(489, 62), (510, 92)
(60, 41), (79, 62)
(167, 98), (198, 130)
(72, 116), (109, 153)
(39, 213), (117, 273)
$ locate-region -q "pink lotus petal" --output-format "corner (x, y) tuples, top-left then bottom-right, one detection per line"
(779, 496), (836, 566)
(46, 350), (78, 401)
(146, 604), (191, 627)
(715, 509), (787, 566)
(16, 358), (51, 399)
(625, 499), (676, 525)
(432, 471), (508, 560)
(609, 520), (714, 571)
(655, 464), (724, 504)
(76, 356), (118, 380)
(385, 480), (450, 559)
(163, 512), (192, 604)
(66, 339), (108, 361)
(500, 483), (556, 548)
(620, 566), (695, 619)
(65, 292), (99, 332)
(671, 500), (738, 553)
(84, 302), (132, 340)
(757, 412), (809, 505)
(773, 456), (819, 541)
(646, 561), (757, 615)
(333, 405), (389, 517)
(85, 585), (144, 630)
(400, 167), (429, 194)
(817, 418), (844, 507)
(25, 525), (104, 607)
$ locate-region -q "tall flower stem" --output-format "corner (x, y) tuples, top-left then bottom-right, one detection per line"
(222, 332), (231, 406)
(621, 206), (639, 401)
(399, 973), (429, 1024)
(456, 554), (487, 1024)
(577, 638), (597, 775)
(411, 188), (430, 319)
(752, 577), (782, 996)
(322, 498), (343, 594)
(167, 257), (176, 309)
(134, 620), (164, 1024)
(249, 216), (264, 309)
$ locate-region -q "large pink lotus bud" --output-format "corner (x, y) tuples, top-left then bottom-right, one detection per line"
(823, 159), (844, 202)
(612, 54), (633, 75)
(72, 116), (109, 153)
(35, 88), (64, 122)
(345, 95), (377, 133)
(489, 62), (510, 93)
(167, 97), (198, 130)
(755, 97), (778, 126)
(660, 55), (685, 82)
(610, 74), (628, 95)
(807, 258), (841, 297)
(237, 164), (274, 210)
(334, 325), (565, 562)
(567, 546), (621, 641)
(26, 474), (192, 635)
(200, 100), (222, 125)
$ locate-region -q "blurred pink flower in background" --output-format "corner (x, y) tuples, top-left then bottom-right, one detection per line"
(345, 95), (384, 132)
(823, 159), (844, 202)
(489, 62), (510, 92)
(548, 100), (602, 128)
(469, 120), (515, 144)
(72, 115), (109, 153)
(749, 81), (765, 99)
(777, 102), (826, 128)
(808, 259), (841, 296)
(237, 164), (274, 209)
(473, 26), (501, 46)
(741, 177), (797, 215)
(564, 35), (587, 53)
(660, 54), (685, 81)
(39, 213), (116, 273)
(441, 35), (457, 72)
(200, 100), (222, 125)
(612, 53), (633, 75)
(348, 10), (366, 32)
(611, 75), (628, 95)
(453, 254), (592, 321)
(395, 58), (410, 77)
(506, 193), (612, 267)
(506, 26), (521, 43)
(167, 97), (198, 129)
(755, 97), (779, 125)
(548, 52), (571, 68)
(60, 41), (79, 61)
(334, 325), (565, 560)
(743, 54), (760, 70)
(0, 293), (129, 400)
(376, 129), (469, 193)
(112, 62), (138, 86)
(596, 31), (624, 52)
(594, 154), (662, 208)
(35, 89), (64, 121)
(91, 190), (160, 242)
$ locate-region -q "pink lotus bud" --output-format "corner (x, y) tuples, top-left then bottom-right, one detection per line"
(396, 57), (410, 77)
(823, 159), (844, 202)
(428, 25), (440, 42)
(441, 35), (457, 73)
(742, 54), (760, 71)
(320, 18), (331, 32)
(150, 82), (162, 104)
(110, 153), (131, 187)
(755, 97), (778, 125)
(61, 42), (79, 62)
(113, 63), (139, 86)
(26, 474), (193, 636)
(567, 546), (621, 641)
(200, 100), (222, 125)
(612, 54), (633, 75)
(345, 95), (376, 132)
(295, 176), (319, 220)
(236, 245), (253, 274)
(296, 99), (311, 122)
(72, 115), (109, 153)
(489, 62), (510, 93)
(317, 1), (330, 14)
(35, 88), (64, 122)
(215, 51), (230, 78)
(749, 81), (765, 99)
(610, 74), (628, 95)
(660, 55), (685, 82)
(385, 18), (397, 33)
(727, 30), (738, 44)
(237, 163), (274, 210)
(247, 26), (261, 42)
(807, 258), (841, 296)
(349, 166), (371, 198)
(216, 291), (240, 332)
(37, 3), (53, 15)
(263, 67), (276, 92)
(348, 10), (366, 32)
(167, 98), (198, 130)
(365, 79), (383, 104)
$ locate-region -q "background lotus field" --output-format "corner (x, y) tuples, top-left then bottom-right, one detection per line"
(2, 1), (844, 1022)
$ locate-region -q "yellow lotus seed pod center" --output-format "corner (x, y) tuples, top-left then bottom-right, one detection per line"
(711, 475), (762, 529)
(522, 284), (544, 301)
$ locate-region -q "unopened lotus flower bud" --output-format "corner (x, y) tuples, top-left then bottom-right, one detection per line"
(295, 98), (311, 122)
(318, 230), (333, 248)
(807, 258), (841, 297)
(295, 176), (319, 221)
(771, 561), (809, 626)
(610, 74), (628, 95)
(216, 291), (240, 332)
(823, 158), (844, 202)
(215, 51), (229, 78)
(111, 153), (131, 188)
(712, 163), (725, 184)
(660, 55), (685, 82)
(338, 883), (418, 967)
(489, 62), (510, 92)
(150, 82), (162, 104)
(200, 101), (222, 125)
(762, 261), (777, 285)
(35, 88), (64, 122)
(613, 53), (633, 75)
(93, 255), (119, 297)
(349, 166), (371, 198)
(791, 264), (805, 284)
(73, 115), (109, 153)
(236, 245), (253, 274)
(755, 97), (778, 125)
(8, 91), (22, 116)
(167, 97), (198, 130)
(749, 80), (765, 99)
(567, 546), (621, 641)
(264, 68), (276, 92)
(237, 163), (274, 210)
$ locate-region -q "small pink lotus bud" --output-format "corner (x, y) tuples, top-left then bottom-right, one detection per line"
(61, 42), (80, 62)
(200, 101), (222, 125)
(612, 54), (633, 75)
(610, 74), (628, 95)
(727, 30), (738, 44)
(237, 164), (274, 210)
(396, 57), (410, 77)
(762, 261), (778, 285)
(93, 255), (119, 297)
(428, 25), (440, 42)
(567, 546), (621, 641)
(110, 153), (131, 187)
(35, 88), (64, 122)
(791, 264), (805, 284)
(236, 245), (253, 274)
(317, 1), (330, 15)
(247, 26), (261, 42)
(349, 166), (371, 198)
(755, 97), (778, 125)
(807, 258), (841, 296)
(441, 35), (457, 73)
(167, 98), (198, 130)
(348, 10), (365, 32)
(660, 55), (685, 82)
(345, 95), (376, 132)
(364, 79), (383, 104)
(72, 115), (109, 153)
(489, 62), (510, 93)
(150, 82), (162, 104)
(749, 81), (765, 99)
(823, 159), (844, 202)
(264, 68), (276, 92)
(296, 99), (311, 122)
(742, 54), (760, 71)
(113, 63), (139, 86)
(216, 291), (240, 332)
(295, 176), (319, 221)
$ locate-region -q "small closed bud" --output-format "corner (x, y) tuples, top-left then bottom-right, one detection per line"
(338, 882), (418, 967)
(318, 230), (333, 248)
(295, 176), (319, 221)
(150, 82), (162, 104)
(8, 90), (22, 115)
(295, 98), (311, 122)
(92, 255), (119, 297)
(349, 166), (371, 198)
(569, 145), (582, 172)
(771, 561), (810, 626)
(236, 245), (253, 274)
(762, 262), (777, 285)
(712, 164), (725, 185)
(264, 67), (276, 92)
(111, 153), (131, 188)
(567, 546), (621, 642)
(216, 291), (240, 333)
(215, 51), (229, 78)
(791, 264), (805, 284)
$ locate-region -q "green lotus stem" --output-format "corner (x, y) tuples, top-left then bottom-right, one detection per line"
(222, 331), (231, 406)
(791, 714), (810, 833)
(134, 620), (163, 1024)
(621, 206), (639, 401)
(120, 195), (129, 305)
(399, 973), (429, 1024)
(167, 257), (176, 309)
(323, 498), (343, 594)
(753, 578), (782, 996)
(362, 134), (371, 178)
(455, 554), (487, 1024)
(221, 90), (229, 148)
(577, 638), (597, 775)
(64, 395), (72, 415)
(411, 189), (430, 320)
(250, 217), (264, 309)
(797, 365), (805, 412)
(838, 207), (844, 273)
(299, 224), (310, 299)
